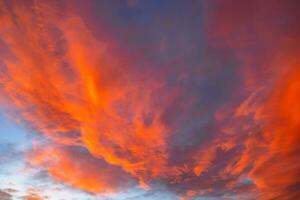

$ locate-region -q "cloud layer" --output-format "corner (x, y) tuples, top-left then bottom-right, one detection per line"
(0, 0), (299, 199)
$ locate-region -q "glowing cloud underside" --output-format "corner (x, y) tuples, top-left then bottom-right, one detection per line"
(0, 0), (299, 199)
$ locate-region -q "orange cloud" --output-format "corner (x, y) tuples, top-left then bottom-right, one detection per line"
(0, 0), (170, 190)
(28, 144), (134, 193)
(1, 0), (299, 199)
(236, 66), (300, 200)
(202, 1), (300, 199)
(23, 194), (44, 200)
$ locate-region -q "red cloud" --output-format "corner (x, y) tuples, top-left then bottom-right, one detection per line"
(0, 0), (170, 190)
(29, 144), (134, 193)
(0, 0), (299, 199)
(23, 194), (44, 200)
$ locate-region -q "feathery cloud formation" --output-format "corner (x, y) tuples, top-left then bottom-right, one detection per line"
(0, 0), (299, 199)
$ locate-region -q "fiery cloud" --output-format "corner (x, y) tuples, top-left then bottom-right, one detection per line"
(28, 144), (134, 193)
(0, 0), (299, 199)
(23, 194), (44, 200)
(0, 0), (170, 188)
(232, 66), (300, 199)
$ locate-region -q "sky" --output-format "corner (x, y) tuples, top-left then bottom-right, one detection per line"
(0, 0), (299, 199)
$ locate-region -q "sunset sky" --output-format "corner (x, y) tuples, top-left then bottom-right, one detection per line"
(0, 0), (299, 200)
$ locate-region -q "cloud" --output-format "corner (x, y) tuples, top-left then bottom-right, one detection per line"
(0, 0), (299, 199)
(230, 68), (300, 199)
(196, 0), (300, 199)
(28, 144), (135, 193)
(23, 193), (45, 200)
(0, 190), (12, 200)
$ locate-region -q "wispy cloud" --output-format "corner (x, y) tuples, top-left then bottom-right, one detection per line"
(0, 0), (299, 199)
